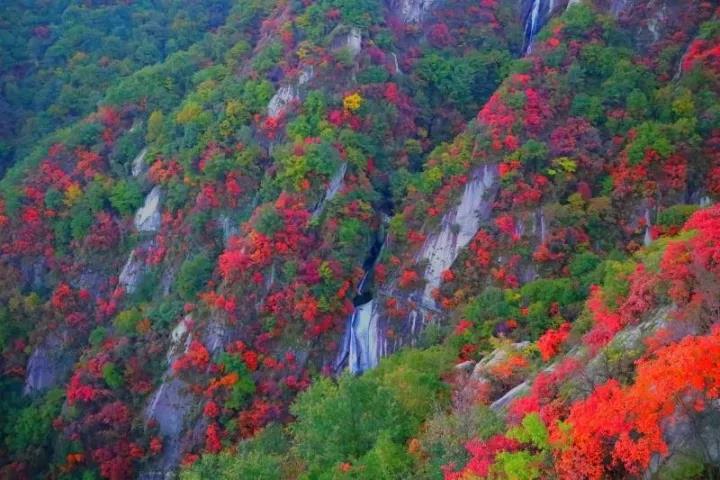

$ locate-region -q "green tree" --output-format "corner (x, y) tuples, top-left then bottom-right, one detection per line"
(102, 363), (123, 389)
(181, 424), (288, 480)
(109, 179), (143, 216)
(176, 254), (214, 300)
(493, 413), (551, 480)
(5, 388), (64, 456)
(290, 375), (411, 474)
(146, 110), (165, 143)
(181, 451), (282, 480)
(113, 308), (143, 335)
(365, 347), (452, 424)
(217, 352), (256, 410)
(352, 433), (414, 479)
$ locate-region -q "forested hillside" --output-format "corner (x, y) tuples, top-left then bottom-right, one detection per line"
(0, 0), (719, 479)
(0, 0), (233, 176)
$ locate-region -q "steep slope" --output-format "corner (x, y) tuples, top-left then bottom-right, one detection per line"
(0, 0), (234, 176)
(182, 0), (720, 478)
(439, 204), (720, 479)
(1, 0), (719, 479)
(350, 0), (717, 366)
(0, 0), (529, 477)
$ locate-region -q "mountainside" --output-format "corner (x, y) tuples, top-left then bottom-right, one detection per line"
(1, 0), (719, 479)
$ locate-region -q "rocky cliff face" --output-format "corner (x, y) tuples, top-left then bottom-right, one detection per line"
(23, 332), (74, 395)
(521, 0), (570, 52)
(389, 0), (438, 23)
(1, 0), (719, 477)
(418, 164), (499, 305)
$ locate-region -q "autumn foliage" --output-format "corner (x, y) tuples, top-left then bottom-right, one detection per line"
(536, 322), (571, 361)
(1, 1), (719, 479)
(556, 329), (720, 479)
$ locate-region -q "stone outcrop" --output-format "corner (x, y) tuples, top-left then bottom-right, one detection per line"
(135, 186), (162, 233)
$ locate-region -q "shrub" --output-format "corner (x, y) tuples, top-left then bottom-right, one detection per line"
(176, 254), (214, 300)
(109, 180), (143, 216)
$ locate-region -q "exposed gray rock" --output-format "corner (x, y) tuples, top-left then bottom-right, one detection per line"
(144, 377), (194, 471)
(332, 27), (362, 57)
(204, 317), (228, 356)
(471, 341), (531, 382)
(298, 65), (314, 86)
(454, 360), (476, 373)
(484, 309), (673, 415)
(267, 66), (314, 117)
(566, 0), (581, 9)
(132, 147), (148, 177)
(648, 18), (660, 41)
(647, 404), (720, 477)
(520, 264), (538, 284)
(166, 315), (193, 364)
(135, 186), (162, 233)
(644, 207), (653, 246)
(20, 258), (46, 291)
(160, 267), (176, 297)
(346, 28), (362, 56)
(452, 342), (532, 407)
(583, 307), (671, 386)
(538, 208), (547, 243)
(419, 164), (499, 305)
(324, 162), (347, 204)
(391, 0), (436, 23)
(610, 0), (629, 15)
(218, 214), (239, 247)
(267, 84), (298, 118)
(142, 315), (199, 476)
(24, 333), (72, 395)
(137, 470), (174, 480)
(491, 381), (530, 411)
(312, 162), (347, 218)
(74, 270), (105, 297)
(119, 249), (145, 294)
(265, 263), (276, 291)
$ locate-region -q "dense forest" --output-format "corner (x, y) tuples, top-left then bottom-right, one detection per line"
(0, 0), (719, 478)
